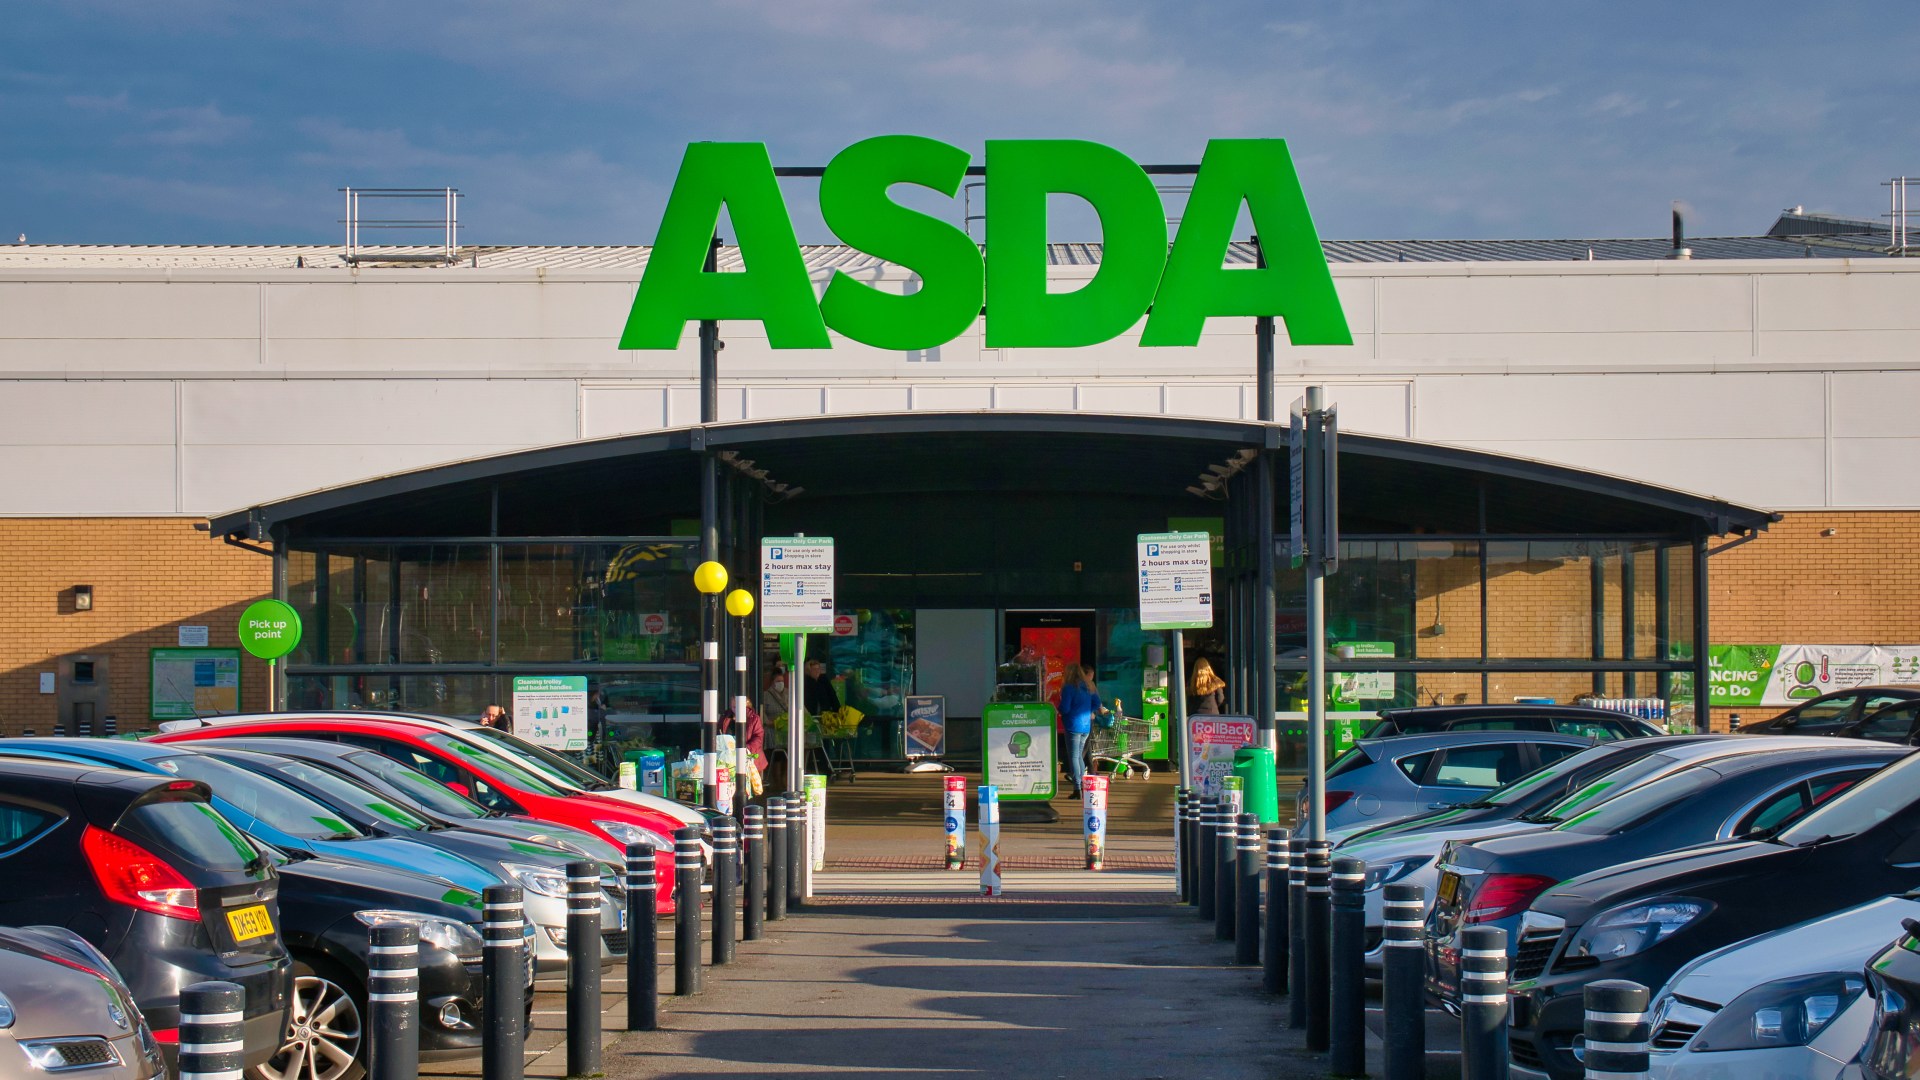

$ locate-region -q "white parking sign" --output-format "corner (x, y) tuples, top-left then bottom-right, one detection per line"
(761, 536), (835, 632)
(1137, 531), (1214, 630)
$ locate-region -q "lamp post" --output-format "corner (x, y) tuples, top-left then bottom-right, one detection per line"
(694, 560), (729, 810)
(726, 588), (756, 819)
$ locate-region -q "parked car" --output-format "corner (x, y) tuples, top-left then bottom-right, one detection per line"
(1741, 684), (1920, 736)
(193, 743), (630, 971)
(1503, 745), (1920, 1080)
(1364, 703), (1666, 741)
(0, 923), (166, 1079)
(1429, 742), (1904, 1029)
(1299, 730), (1597, 832)
(1645, 892), (1919, 1080)
(1861, 919), (1920, 1080)
(0, 756), (292, 1071)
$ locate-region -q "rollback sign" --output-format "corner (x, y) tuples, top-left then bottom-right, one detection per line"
(620, 136), (1351, 353)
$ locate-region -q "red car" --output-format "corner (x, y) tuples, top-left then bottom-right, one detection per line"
(152, 714), (684, 913)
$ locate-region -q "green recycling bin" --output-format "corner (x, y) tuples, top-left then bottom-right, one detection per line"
(1232, 746), (1280, 825)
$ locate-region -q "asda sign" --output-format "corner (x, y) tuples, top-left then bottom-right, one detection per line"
(619, 136), (1351, 352)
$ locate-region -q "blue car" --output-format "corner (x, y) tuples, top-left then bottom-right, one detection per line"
(0, 738), (502, 897)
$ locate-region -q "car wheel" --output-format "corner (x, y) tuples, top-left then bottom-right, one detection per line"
(249, 957), (366, 1080)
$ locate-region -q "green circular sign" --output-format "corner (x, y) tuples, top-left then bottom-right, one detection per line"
(238, 599), (303, 660)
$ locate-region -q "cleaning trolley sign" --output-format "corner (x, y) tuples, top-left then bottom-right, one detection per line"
(760, 536), (835, 633)
(513, 676), (589, 751)
(1188, 715), (1257, 799)
(1137, 531), (1214, 630)
(982, 702), (1057, 801)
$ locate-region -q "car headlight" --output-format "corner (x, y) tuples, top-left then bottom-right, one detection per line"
(354, 909), (486, 964)
(502, 862), (570, 899)
(0, 989), (13, 1029)
(1566, 899), (1711, 962)
(594, 820), (672, 851)
(1692, 971), (1867, 1052)
(1363, 858), (1425, 890)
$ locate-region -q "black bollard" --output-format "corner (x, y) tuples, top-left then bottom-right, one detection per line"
(1263, 828), (1290, 994)
(1305, 840), (1332, 1051)
(1583, 981), (1652, 1080)
(1197, 796), (1219, 921)
(767, 797), (789, 922)
(1287, 834), (1309, 1029)
(743, 805), (766, 941)
(673, 827), (704, 995)
(1330, 856), (1367, 1077)
(1183, 791), (1201, 907)
(1381, 883), (1426, 1080)
(481, 884), (527, 1080)
(788, 794), (808, 911)
(624, 845), (657, 1032)
(1214, 804), (1238, 942)
(368, 923), (420, 1080)
(711, 818), (738, 965)
(1459, 924), (1510, 1080)
(1173, 787), (1190, 903)
(1234, 814), (1261, 964)
(179, 981), (245, 1080)
(565, 860), (601, 1079)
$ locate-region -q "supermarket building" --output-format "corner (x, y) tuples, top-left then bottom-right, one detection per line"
(2, 210), (1916, 748)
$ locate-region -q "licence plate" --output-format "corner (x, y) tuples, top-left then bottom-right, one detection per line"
(619, 907), (628, 932)
(1437, 871), (1461, 907)
(225, 905), (275, 942)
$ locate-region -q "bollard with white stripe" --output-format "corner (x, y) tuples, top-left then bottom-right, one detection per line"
(1173, 787), (1189, 902)
(1305, 840), (1333, 1051)
(742, 805), (766, 941)
(1197, 795), (1219, 921)
(711, 818), (738, 965)
(766, 797), (789, 921)
(481, 885), (527, 1080)
(1582, 980), (1651, 1080)
(178, 980), (245, 1080)
(565, 860), (601, 1079)
(624, 845), (658, 1032)
(1234, 813), (1261, 965)
(1287, 833), (1309, 1029)
(1182, 789), (1200, 907)
(673, 827), (704, 995)
(1460, 924), (1511, 1080)
(1263, 828), (1290, 994)
(1381, 883), (1426, 1080)
(944, 776), (967, 870)
(368, 923), (420, 1080)
(1214, 799), (1239, 942)
(786, 794), (806, 911)
(1330, 856), (1368, 1077)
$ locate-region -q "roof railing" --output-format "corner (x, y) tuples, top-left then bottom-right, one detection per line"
(340, 187), (462, 265)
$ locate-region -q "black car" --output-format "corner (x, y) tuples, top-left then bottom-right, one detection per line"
(0, 757), (292, 1071)
(1365, 703), (1664, 741)
(1742, 684), (1920, 736)
(1506, 745), (1920, 1080)
(1862, 923), (1920, 1080)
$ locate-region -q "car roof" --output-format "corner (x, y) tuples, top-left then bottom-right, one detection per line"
(1687, 744), (1907, 777)
(0, 736), (187, 762)
(0, 753), (168, 786)
(188, 736), (361, 761)
(1354, 730), (1596, 754)
(1376, 703), (1645, 720)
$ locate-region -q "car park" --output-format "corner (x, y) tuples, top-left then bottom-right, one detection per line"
(0, 923), (167, 1079)
(1740, 684), (1920, 736)
(0, 757), (292, 1071)
(1301, 730), (1597, 832)
(1363, 703), (1666, 741)
(1503, 745), (1920, 1080)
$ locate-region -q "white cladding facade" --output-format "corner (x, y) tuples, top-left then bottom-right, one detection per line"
(2, 251), (1918, 517)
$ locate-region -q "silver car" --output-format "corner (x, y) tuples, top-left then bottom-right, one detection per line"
(0, 925), (164, 1079)
(1298, 730), (1596, 834)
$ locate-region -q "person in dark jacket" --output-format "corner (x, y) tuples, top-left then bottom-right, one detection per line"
(1189, 658), (1226, 714)
(804, 658), (841, 714)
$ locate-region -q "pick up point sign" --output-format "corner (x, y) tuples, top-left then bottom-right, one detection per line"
(237, 599), (303, 660)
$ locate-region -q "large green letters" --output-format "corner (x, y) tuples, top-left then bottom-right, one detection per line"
(818, 135), (983, 351)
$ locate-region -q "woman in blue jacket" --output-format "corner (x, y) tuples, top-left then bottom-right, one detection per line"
(1058, 663), (1106, 798)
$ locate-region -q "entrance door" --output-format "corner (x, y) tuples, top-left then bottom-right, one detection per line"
(1003, 610), (1096, 709)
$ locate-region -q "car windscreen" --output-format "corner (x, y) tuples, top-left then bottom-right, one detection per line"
(122, 797), (259, 872)
(1777, 748), (1920, 845)
(421, 732), (573, 796)
(1529, 752), (1682, 822)
(271, 759), (435, 831)
(1480, 743), (1621, 806)
(155, 754), (366, 840)
(343, 751), (489, 819)
(463, 727), (609, 789)
(1554, 765), (1719, 834)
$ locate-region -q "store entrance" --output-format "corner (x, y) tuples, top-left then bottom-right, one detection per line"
(1002, 610), (1097, 710)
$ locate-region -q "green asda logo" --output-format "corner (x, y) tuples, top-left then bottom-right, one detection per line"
(619, 136), (1352, 352)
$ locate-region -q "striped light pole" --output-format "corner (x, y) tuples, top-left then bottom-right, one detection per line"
(693, 560), (729, 810)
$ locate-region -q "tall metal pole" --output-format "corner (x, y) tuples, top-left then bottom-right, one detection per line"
(788, 633), (806, 793)
(699, 238), (723, 808)
(1172, 631), (1192, 791)
(1254, 236), (1278, 754)
(1304, 385), (1328, 842)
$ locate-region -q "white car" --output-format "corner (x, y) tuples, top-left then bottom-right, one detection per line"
(1643, 894), (1916, 1080)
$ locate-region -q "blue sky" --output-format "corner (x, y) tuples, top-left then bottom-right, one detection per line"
(4, 1), (1913, 245)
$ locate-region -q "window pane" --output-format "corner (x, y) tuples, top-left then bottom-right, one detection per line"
(498, 542), (700, 663)
(286, 549), (320, 665)
(1430, 745), (1523, 787)
(1486, 542), (1597, 659)
(600, 673), (703, 757)
(285, 674), (499, 718)
(822, 608), (917, 760)
(327, 547), (394, 665)
(397, 544), (492, 663)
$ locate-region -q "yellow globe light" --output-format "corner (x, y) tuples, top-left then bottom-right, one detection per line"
(725, 589), (756, 618)
(693, 561), (729, 595)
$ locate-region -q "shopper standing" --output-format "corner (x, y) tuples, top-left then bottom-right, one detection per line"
(1189, 658), (1227, 714)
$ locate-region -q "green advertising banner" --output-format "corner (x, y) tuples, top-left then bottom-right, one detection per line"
(982, 702), (1058, 801)
(1675, 644), (1920, 707)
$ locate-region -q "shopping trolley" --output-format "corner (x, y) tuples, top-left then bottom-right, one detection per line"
(1087, 707), (1156, 779)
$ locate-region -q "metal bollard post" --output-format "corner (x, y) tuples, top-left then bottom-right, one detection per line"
(1197, 796), (1219, 921)
(767, 797), (789, 921)
(945, 775), (968, 870)
(624, 845), (657, 1032)
(1214, 804), (1238, 942)
(1459, 924), (1510, 1080)
(1263, 828), (1290, 994)
(1234, 814), (1261, 964)
(1305, 840), (1332, 1051)
(1330, 856), (1368, 1077)
(1583, 981), (1652, 1080)
(368, 923), (420, 1080)
(786, 795), (806, 911)
(673, 827), (703, 996)
(711, 818), (738, 965)
(565, 860), (601, 1079)
(1173, 787), (1189, 902)
(1287, 834), (1309, 1028)
(179, 981), (246, 1080)
(742, 806), (766, 942)
(1381, 883), (1426, 1080)
(482, 885), (527, 1080)
(1183, 790), (1201, 907)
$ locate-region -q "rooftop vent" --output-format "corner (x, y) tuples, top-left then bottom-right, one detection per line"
(1669, 202), (1691, 260)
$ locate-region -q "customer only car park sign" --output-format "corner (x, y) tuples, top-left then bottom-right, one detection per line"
(760, 536), (835, 633)
(1137, 531), (1214, 630)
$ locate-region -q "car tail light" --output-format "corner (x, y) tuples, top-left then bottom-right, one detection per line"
(81, 825), (199, 921)
(1466, 873), (1557, 923)
(149, 1029), (177, 1045)
(1325, 791), (1355, 813)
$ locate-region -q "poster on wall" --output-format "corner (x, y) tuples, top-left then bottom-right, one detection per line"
(1188, 714), (1257, 799)
(1137, 531), (1214, 630)
(1684, 644), (1920, 707)
(150, 648), (241, 720)
(760, 536), (835, 633)
(903, 695), (946, 758)
(513, 675), (589, 751)
(982, 702), (1057, 801)
(1333, 642), (1395, 702)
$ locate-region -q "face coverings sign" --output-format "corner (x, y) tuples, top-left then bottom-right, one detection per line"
(1693, 644), (1920, 707)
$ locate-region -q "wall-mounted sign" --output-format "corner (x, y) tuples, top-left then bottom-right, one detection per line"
(1137, 531), (1214, 630)
(982, 702), (1057, 801)
(640, 613), (670, 635)
(619, 137), (1351, 353)
(177, 625), (209, 648)
(151, 648), (241, 720)
(760, 536), (835, 633)
(1677, 644), (1920, 707)
(512, 676), (589, 751)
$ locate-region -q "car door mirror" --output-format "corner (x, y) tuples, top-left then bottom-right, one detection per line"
(445, 780), (472, 799)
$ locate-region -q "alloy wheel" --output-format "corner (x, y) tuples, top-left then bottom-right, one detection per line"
(252, 972), (364, 1080)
